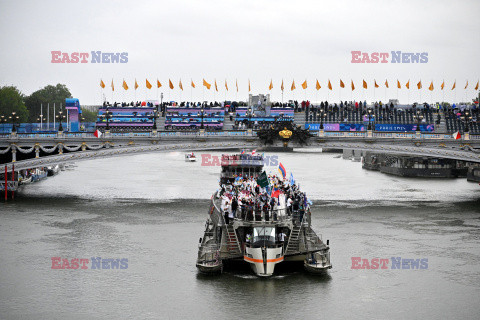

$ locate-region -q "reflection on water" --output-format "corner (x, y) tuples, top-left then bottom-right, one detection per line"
(1, 152), (480, 319)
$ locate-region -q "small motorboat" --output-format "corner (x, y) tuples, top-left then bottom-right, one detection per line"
(47, 165), (60, 176)
(304, 250), (332, 274)
(185, 153), (197, 162)
(19, 176), (33, 185)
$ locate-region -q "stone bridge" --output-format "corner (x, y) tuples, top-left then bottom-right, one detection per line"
(1, 131), (480, 171)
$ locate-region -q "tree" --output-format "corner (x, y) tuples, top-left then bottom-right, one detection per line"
(24, 84), (72, 122)
(81, 109), (98, 122)
(0, 86), (29, 122)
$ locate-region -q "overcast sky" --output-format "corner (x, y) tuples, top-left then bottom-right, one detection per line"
(0, 0), (479, 105)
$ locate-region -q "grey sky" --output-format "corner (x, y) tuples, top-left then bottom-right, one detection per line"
(0, 0), (479, 105)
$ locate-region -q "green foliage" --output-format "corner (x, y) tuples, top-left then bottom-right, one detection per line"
(81, 109), (98, 122)
(0, 86), (29, 122)
(257, 121), (314, 145)
(24, 84), (72, 122)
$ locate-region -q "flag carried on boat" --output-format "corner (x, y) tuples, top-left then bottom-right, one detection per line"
(453, 131), (461, 140)
(278, 163), (286, 179)
(256, 171), (269, 188)
(251, 149), (256, 155)
(289, 172), (295, 185)
(93, 129), (102, 138)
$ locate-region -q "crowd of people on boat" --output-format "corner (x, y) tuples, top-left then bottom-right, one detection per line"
(218, 172), (310, 225)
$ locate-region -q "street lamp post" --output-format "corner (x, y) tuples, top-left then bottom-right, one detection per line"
(414, 110), (423, 132)
(247, 107), (252, 129)
(8, 112), (19, 133)
(461, 110), (473, 133)
(56, 110), (67, 132)
(37, 115), (46, 132)
(320, 109), (326, 130)
(101, 108), (113, 131)
(149, 110), (159, 131)
(367, 108), (373, 131)
(200, 108), (205, 130)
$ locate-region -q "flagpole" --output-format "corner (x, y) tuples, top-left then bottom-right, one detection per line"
(40, 103), (43, 131)
(53, 102), (56, 131)
(47, 103), (49, 130)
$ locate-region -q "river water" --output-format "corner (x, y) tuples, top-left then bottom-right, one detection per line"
(1, 151), (480, 319)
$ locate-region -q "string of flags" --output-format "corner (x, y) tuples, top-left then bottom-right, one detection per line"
(100, 79), (480, 92)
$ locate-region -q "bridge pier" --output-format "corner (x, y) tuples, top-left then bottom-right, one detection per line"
(58, 144), (63, 155)
(464, 132), (470, 141)
(35, 144), (40, 158)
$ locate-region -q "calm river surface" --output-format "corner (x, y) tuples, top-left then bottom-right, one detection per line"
(1, 151), (480, 319)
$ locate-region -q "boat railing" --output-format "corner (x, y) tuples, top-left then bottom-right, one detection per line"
(197, 245), (221, 265)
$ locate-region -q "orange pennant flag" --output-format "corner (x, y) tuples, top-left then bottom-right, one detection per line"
(111, 79), (114, 91)
(269, 79), (273, 90)
(179, 79), (183, 91)
(451, 81), (456, 90)
(328, 80), (332, 90)
(406, 80), (410, 89)
(248, 79), (251, 92)
(236, 79), (238, 92)
(191, 79), (195, 88)
(340, 79), (345, 88)
(168, 79), (174, 89)
(475, 81), (479, 90)
(429, 81), (434, 91)
(100, 79), (105, 89)
(363, 80), (367, 89)
(441, 81), (445, 90)
(135, 79), (139, 90)
(302, 80), (307, 89)
(374, 80), (379, 88)
(157, 79), (162, 88)
(385, 79), (389, 88)
(225, 80), (228, 91)
(122, 79), (128, 90)
(203, 79), (211, 90)
(281, 79), (284, 91)
(291, 80), (296, 91)
(146, 79), (152, 89)
(417, 80), (422, 89)
(464, 81), (468, 89)
(215, 79), (218, 92)
(351, 80), (355, 91)
(316, 79), (321, 90)
(397, 80), (401, 89)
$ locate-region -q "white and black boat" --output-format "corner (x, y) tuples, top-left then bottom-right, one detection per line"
(196, 153), (331, 277)
(185, 153), (197, 162)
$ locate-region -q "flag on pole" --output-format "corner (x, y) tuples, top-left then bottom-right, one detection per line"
(385, 79), (389, 88)
(269, 79), (273, 90)
(236, 79), (238, 92)
(397, 80), (401, 89)
(291, 80), (296, 91)
(111, 79), (114, 91)
(464, 81), (468, 89)
(169, 79), (174, 89)
(93, 129), (102, 138)
(289, 172), (295, 186)
(251, 149), (256, 155)
(328, 80), (332, 90)
(248, 79), (251, 92)
(351, 80), (355, 91)
(157, 79), (162, 88)
(417, 81), (422, 89)
(179, 79), (183, 91)
(191, 80), (195, 88)
(215, 79), (218, 92)
(406, 80), (410, 89)
(302, 80), (307, 89)
(146, 79), (152, 89)
(441, 81), (445, 90)
(363, 80), (367, 89)
(316, 79), (321, 90)
(475, 81), (479, 90)
(453, 131), (461, 140)
(203, 79), (211, 89)
(429, 81), (434, 91)
(100, 79), (105, 88)
(340, 79), (345, 88)
(135, 79), (139, 90)
(278, 163), (286, 179)
(225, 80), (228, 91)
(256, 171), (269, 188)
(374, 80), (379, 88)
(122, 79), (128, 90)
(281, 79), (284, 91)
(451, 81), (456, 90)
